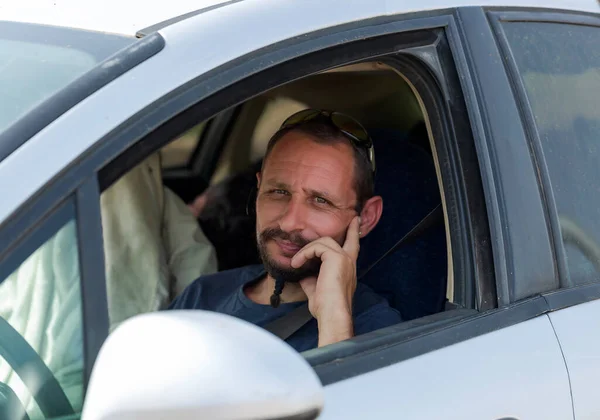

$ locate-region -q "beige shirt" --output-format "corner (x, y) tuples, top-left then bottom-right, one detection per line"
(101, 153), (217, 331)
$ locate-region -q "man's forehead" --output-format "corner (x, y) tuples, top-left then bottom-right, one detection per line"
(265, 132), (353, 168)
(261, 133), (357, 200)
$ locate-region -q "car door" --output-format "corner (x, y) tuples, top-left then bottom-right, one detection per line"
(0, 1), (589, 419)
(314, 7), (576, 419)
(0, 192), (102, 420)
(491, 9), (600, 420)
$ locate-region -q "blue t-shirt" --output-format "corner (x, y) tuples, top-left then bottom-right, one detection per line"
(168, 265), (403, 352)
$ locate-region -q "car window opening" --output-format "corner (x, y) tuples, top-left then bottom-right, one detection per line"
(95, 60), (455, 355)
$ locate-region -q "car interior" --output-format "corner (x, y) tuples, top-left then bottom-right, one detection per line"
(156, 60), (453, 323)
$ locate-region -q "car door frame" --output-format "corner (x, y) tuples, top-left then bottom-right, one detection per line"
(488, 7), (600, 309)
(0, 4), (568, 393)
(0, 177), (107, 389)
(488, 10), (600, 419)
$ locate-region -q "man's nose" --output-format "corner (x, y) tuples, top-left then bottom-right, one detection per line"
(278, 198), (308, 233)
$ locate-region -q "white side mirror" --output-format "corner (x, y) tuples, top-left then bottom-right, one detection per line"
(82, 311), (324, 420)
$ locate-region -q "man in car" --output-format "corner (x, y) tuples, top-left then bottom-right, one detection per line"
(169, 109), (402, 352)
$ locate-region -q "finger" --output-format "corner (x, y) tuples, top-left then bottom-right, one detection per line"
(342, 216), (361, 260)
(310, 236), (342, 251)
(299, 277), (317, 301)
(291, 242), (337, 268)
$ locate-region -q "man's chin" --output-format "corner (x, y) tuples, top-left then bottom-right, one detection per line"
(263, 257), (321, 284)
(258, 237), (321, 283)
(268, 250), (293, 263)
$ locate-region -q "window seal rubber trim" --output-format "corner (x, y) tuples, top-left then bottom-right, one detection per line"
(76, 177), (109, 390)
(543, 282), (600, 312)
(490, 9), (600, 27)
(0, 32), (165, 164)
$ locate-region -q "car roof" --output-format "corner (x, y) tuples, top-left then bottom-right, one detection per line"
(1, 0), (597, 38)
(0, 0), (235, 37)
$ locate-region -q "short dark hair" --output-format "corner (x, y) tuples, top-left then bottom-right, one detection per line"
(262, 119), (375, 212)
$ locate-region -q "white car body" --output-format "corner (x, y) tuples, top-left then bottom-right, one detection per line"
(1, 0), (599, 419)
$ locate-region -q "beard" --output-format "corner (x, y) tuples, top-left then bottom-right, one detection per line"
(257, 227), (322, 283)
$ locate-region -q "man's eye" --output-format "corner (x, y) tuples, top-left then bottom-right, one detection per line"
(271, 189), (289, 196)
(314, 196), (329, 205)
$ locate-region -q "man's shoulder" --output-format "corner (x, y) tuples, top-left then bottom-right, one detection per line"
(169, 264), (265, 310)
(353, 282), (392, 312)
(353, 282), (403, 333)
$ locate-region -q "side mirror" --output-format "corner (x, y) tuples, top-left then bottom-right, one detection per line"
(82, 311), (324, 420)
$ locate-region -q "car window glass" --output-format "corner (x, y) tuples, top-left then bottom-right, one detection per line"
(0, 39), (96, 133)
(0, 208), (84, 419)
(503, 21), (600, 285)
(0, 21), (132, 134)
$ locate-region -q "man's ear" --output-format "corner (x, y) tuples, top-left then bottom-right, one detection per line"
(359, 196), (383, 238)
(256, 172), (261, 189)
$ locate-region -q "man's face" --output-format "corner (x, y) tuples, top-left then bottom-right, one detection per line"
(256, 131), (358, 283)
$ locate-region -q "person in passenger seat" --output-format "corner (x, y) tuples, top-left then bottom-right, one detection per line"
(101, 153), (218, 331)
(169, 109), (402, 352)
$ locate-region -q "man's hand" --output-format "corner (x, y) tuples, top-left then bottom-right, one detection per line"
(290, 216), (361, 347)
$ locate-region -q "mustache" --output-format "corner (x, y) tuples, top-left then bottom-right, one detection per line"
(260, 227), (311, 248)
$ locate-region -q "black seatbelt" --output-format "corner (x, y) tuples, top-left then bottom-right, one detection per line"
(263, 303), (313, 340)
(264, 203), (443, 341)
(358, 203), (443, 280)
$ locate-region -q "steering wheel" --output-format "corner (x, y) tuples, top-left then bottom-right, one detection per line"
(0, 317), (74, 418)
(559, 216), (600, 274)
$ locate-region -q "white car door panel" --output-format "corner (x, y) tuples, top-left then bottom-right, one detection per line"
(320, 316), (572, 420)
(548, 299), (600, 420)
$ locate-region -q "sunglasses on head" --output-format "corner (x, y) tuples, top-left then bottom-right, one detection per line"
(280, 109), (376, 173)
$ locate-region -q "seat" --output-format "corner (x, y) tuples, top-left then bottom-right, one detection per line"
(356, 125), (447, 321)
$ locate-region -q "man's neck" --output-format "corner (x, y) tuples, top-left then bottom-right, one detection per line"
(245, 273), (307, 306)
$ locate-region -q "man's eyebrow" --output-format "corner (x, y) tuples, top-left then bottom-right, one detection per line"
(263, 179), (344, 204)
(264, 179), (290, 189)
